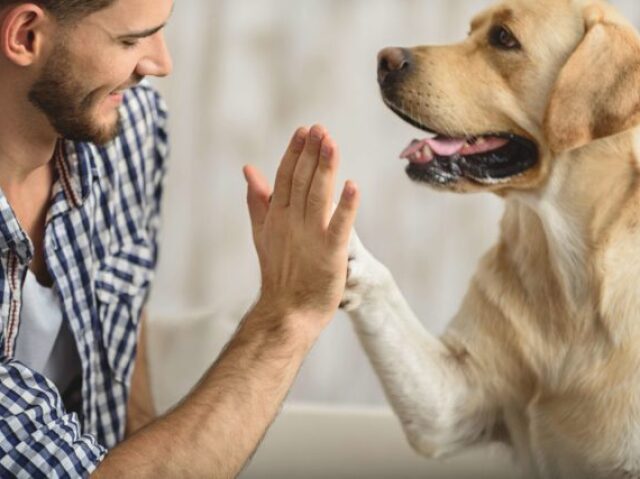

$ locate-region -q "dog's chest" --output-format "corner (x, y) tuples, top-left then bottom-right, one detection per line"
(508, 351), (640, 479)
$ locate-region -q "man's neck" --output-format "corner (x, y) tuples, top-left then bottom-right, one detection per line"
(0, 86), (57, 282)
(0, 74), (59, 191)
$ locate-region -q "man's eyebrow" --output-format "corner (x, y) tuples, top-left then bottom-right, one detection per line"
(117, 23), (166, 40)
(116, 3), (174, 40)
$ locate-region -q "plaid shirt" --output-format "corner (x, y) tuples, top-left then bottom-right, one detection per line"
(0, 83), (169, 478)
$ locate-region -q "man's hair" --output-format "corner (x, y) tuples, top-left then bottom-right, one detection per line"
(0, 0), (117, 22)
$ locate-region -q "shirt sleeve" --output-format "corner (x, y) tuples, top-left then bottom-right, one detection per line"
(0, 360), (106, 478)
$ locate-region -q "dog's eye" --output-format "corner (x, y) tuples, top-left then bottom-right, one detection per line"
(489, 25), (521, 50)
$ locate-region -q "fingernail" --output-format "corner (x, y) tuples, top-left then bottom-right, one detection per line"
(343, 182), (356, 199)
(310, 126), (324, 141)
(291, 136), (305, 153)
(321, 143), (332, 159)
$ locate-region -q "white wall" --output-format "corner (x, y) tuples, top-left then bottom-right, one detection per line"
(148, 0), (640, 408)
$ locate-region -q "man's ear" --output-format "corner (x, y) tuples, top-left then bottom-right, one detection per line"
(544, 4), (640, 154)
(1, 4), (48, 67)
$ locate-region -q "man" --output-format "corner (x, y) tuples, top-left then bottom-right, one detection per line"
(0, 0), (359, 477)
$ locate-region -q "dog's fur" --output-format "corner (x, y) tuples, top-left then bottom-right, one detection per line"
(343, 1), (640, 477)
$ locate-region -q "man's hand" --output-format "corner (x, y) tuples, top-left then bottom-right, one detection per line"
(93, 126), (359, 479)
(243, 125), (359, 335)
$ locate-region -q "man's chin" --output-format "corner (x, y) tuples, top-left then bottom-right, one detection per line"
(56, 113), (121, 146)
(95, 109), (122, 144)
(80, 105), (122, 145)
(91, 119), (121, 146)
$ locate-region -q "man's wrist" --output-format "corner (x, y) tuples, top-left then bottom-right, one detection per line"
(246, 298), (329, 351)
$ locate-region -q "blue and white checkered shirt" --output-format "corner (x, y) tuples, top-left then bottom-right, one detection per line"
(0, 83), (169, 478)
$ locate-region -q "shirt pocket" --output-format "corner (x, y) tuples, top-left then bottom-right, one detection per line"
(94, 239), (155, 382)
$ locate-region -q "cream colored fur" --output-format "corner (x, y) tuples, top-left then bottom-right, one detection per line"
(344, 0), (640, 477)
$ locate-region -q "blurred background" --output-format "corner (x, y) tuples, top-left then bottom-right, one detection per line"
(146, 0), (640, 414)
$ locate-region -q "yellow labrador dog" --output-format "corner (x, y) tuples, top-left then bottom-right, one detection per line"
(343, 0), (640, 477)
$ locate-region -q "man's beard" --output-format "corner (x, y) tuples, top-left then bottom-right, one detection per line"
(28, 41), (122, 146)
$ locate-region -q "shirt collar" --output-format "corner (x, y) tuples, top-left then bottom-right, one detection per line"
(0, 191), (32, 262)
(47, 138), (98, 221)
(57, 139), (96, 207)
(0, 138), (97, 261)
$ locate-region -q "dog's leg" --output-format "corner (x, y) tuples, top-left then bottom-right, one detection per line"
(343, 232), (500, 458)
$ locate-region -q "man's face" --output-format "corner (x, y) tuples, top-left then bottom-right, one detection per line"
(29, 0), (173, 145)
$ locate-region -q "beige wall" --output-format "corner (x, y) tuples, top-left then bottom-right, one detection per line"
(148, 0), (640, 407)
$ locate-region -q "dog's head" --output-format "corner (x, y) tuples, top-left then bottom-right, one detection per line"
(379, 0), (640, 193)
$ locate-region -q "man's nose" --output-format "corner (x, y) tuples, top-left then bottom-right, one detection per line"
(377, 47), (412, 88)
(137, 32), (173, 78)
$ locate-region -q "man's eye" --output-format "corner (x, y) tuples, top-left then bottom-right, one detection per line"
(489, 25), (521, 50)
(121, 39), (139, 48)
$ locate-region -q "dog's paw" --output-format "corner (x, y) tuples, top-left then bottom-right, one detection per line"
(340, 230), (390, 312)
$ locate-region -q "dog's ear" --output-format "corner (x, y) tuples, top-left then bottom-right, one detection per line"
(544, 4), (640, 153)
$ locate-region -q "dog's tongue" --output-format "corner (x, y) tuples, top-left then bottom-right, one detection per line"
(400, 136), (509, 163)
(400, 137), (466, 160)
(425, 138), (467, 156)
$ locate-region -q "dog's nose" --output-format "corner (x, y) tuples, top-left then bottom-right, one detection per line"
(377, 47), (412, 88)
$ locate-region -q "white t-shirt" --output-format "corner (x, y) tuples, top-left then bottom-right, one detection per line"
(14, 269), (81, 396)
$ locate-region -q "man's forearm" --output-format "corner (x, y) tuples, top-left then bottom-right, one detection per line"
(92, 306), (319, 479)
(125, 313), (157, 438)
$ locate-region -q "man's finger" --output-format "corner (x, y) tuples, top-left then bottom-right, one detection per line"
(328, 181), (360, 246)
(271, 127), (309, 208)
(243, 165), (272, 231)
(306, 136), (339, 228)
(290, 125), (326, 220)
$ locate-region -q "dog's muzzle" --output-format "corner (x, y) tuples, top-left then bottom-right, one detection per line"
(376, 47), (539, 187)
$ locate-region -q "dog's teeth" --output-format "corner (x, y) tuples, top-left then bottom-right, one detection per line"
(476, 138), (486, 145)
(422, 145), (433, 160)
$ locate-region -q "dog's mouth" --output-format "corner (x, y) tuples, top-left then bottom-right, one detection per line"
(389, 105), (539, 187)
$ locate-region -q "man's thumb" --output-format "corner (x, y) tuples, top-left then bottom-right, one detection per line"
(243, 165), (271, 229)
